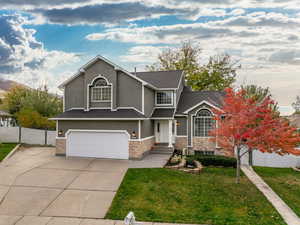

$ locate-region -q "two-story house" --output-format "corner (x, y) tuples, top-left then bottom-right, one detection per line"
(51, 55), (224, 159)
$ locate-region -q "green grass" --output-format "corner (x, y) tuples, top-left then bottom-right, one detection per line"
(106, 168), (285, 225)
(254, 166), (300, 217)
(0, 143), (17, 161)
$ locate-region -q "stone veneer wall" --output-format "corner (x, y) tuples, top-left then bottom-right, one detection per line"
(129, 137), (155, 159)
(192, 137), (216, 151)
(55, 137), (155, 159)
(56, 138), (66, 155)
(175, 136), (188, 149)
(192, 137), (231, 156)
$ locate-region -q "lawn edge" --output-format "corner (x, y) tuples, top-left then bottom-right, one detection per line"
(242, 165), (300, 225)
(1, 143), (20, 162)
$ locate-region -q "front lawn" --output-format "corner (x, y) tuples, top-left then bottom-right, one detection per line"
(254, 166), (300, 217)
(0, 143), (17, 161)
(106, 168), (285, 225)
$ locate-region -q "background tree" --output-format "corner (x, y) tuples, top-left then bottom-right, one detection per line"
(3, 85), (62, 129)
(211, 88), (300, 183)
(241, 84), (278, 111)
(147, 41), (240, 91)
(189, 54), (239, 91)
(3, 85), (29, 115)
(292, 96), (300, 114)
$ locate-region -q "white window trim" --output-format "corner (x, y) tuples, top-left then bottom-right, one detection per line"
(87, 75), (113, 111)
(193, 108), (215, 138)
(155, 91), (174, 106)
(91, 86), (112, 103)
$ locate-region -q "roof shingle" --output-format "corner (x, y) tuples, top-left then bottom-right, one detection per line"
(176, 87), (224, 114)
(151, 108), (175, 118)
(135, 70), (183, 89)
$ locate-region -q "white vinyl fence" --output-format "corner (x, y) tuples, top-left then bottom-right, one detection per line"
(0, 127), (56, 146)
(240, 147), (300, 168)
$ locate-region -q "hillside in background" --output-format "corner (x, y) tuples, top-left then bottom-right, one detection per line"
(0, 78), (25, 99)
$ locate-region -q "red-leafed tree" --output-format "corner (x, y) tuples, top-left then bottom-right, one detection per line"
(211, 88), (300, 183)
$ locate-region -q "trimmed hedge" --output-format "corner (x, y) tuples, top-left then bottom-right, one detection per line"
(188, 155), (236, 168)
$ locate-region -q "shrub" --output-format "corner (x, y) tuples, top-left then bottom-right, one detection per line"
(189, 155), (236, 168)
(16, 108), (56, 130)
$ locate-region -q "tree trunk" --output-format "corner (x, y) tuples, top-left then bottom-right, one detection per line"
(236, 146), (241, 184)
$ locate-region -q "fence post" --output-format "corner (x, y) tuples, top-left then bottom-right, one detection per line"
(45, 129), (48, 146)
(18, 125), (22, 144)
(249, 150), (253, 166)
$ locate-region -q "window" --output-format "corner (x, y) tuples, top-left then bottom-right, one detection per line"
(194, 109), (215, 137)
(156, 91), (173, 105)
(91, 78), (111, 102)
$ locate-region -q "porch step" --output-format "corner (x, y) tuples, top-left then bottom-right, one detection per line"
(151, 144), (174, 154)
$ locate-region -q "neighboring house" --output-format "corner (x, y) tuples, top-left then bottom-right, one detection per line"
(51, 55), (224, 159)
(0, 110), (16, 127)
(287, 113), (300, 129)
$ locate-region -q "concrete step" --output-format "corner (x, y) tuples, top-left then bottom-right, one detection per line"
(152, 146), (173, 151)
(151, 144), (174, 154)
(151, 150), (174, 155)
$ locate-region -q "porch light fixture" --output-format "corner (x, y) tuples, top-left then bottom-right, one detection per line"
(176, 121), (180, 126)
(58, 130), (63, 136)
(131, 131), (137, 138)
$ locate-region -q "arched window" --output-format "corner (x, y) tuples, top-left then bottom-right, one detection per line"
(194, 109), (214, 137)
(91, 77), (111, 102)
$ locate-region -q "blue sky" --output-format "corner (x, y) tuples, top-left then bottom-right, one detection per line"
(0, 0), (299, 115)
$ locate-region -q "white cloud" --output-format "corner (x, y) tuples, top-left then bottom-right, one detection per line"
(0, 14), (79, 91)
(120, 46), (166, 63)
(229, 8), (245, 16)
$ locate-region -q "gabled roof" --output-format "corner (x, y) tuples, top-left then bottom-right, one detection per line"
(59, 55), (155, 89)
(135, 70), (183, 89)
(176, 87), (224, 114)
(51, 109), (147, 120)
(151, 108), (175, 119)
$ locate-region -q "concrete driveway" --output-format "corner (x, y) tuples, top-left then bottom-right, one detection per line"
(0, 147), (128, 221)
(0, 147), (169, 224)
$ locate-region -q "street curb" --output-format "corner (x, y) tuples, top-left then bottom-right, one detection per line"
(1, 144), (21, 162)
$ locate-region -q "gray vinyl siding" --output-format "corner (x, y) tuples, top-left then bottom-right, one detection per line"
(188, 114), (192, 146)
(117, 72), (142, 112)
(84, 59), (117, 110)
(176, 74), (184, 106)
(141, 119), (154, 138)
(57, 120), (138, 139)
(64, 74), (85, 110)
(189, 103), (213, 115)
(175, 116), (187, 136)
(64, 58), (146, 111)
(144, 86), (155, 117)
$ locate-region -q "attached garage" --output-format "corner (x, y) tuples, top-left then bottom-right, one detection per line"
(66, 130), (129, 159)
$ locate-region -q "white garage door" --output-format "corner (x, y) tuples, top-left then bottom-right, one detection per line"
(66, 130), (129, 159)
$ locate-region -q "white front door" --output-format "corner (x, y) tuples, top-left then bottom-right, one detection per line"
(155, 120), (170, 143)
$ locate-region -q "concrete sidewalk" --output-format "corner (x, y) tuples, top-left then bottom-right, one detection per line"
(0, 215), (205, 225)
(241, 166), (300, 225)
(0, 216), (206, 225)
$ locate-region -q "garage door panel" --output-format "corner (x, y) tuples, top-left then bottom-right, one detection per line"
(66, 131), (129, 159)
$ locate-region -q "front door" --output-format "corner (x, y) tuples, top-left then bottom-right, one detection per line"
(155, 120), (169, 143)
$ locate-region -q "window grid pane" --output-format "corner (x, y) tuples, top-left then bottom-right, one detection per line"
(92, 86), (111, 101)
(157, 91), (172, 105)
(194, 110), (215, 137)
